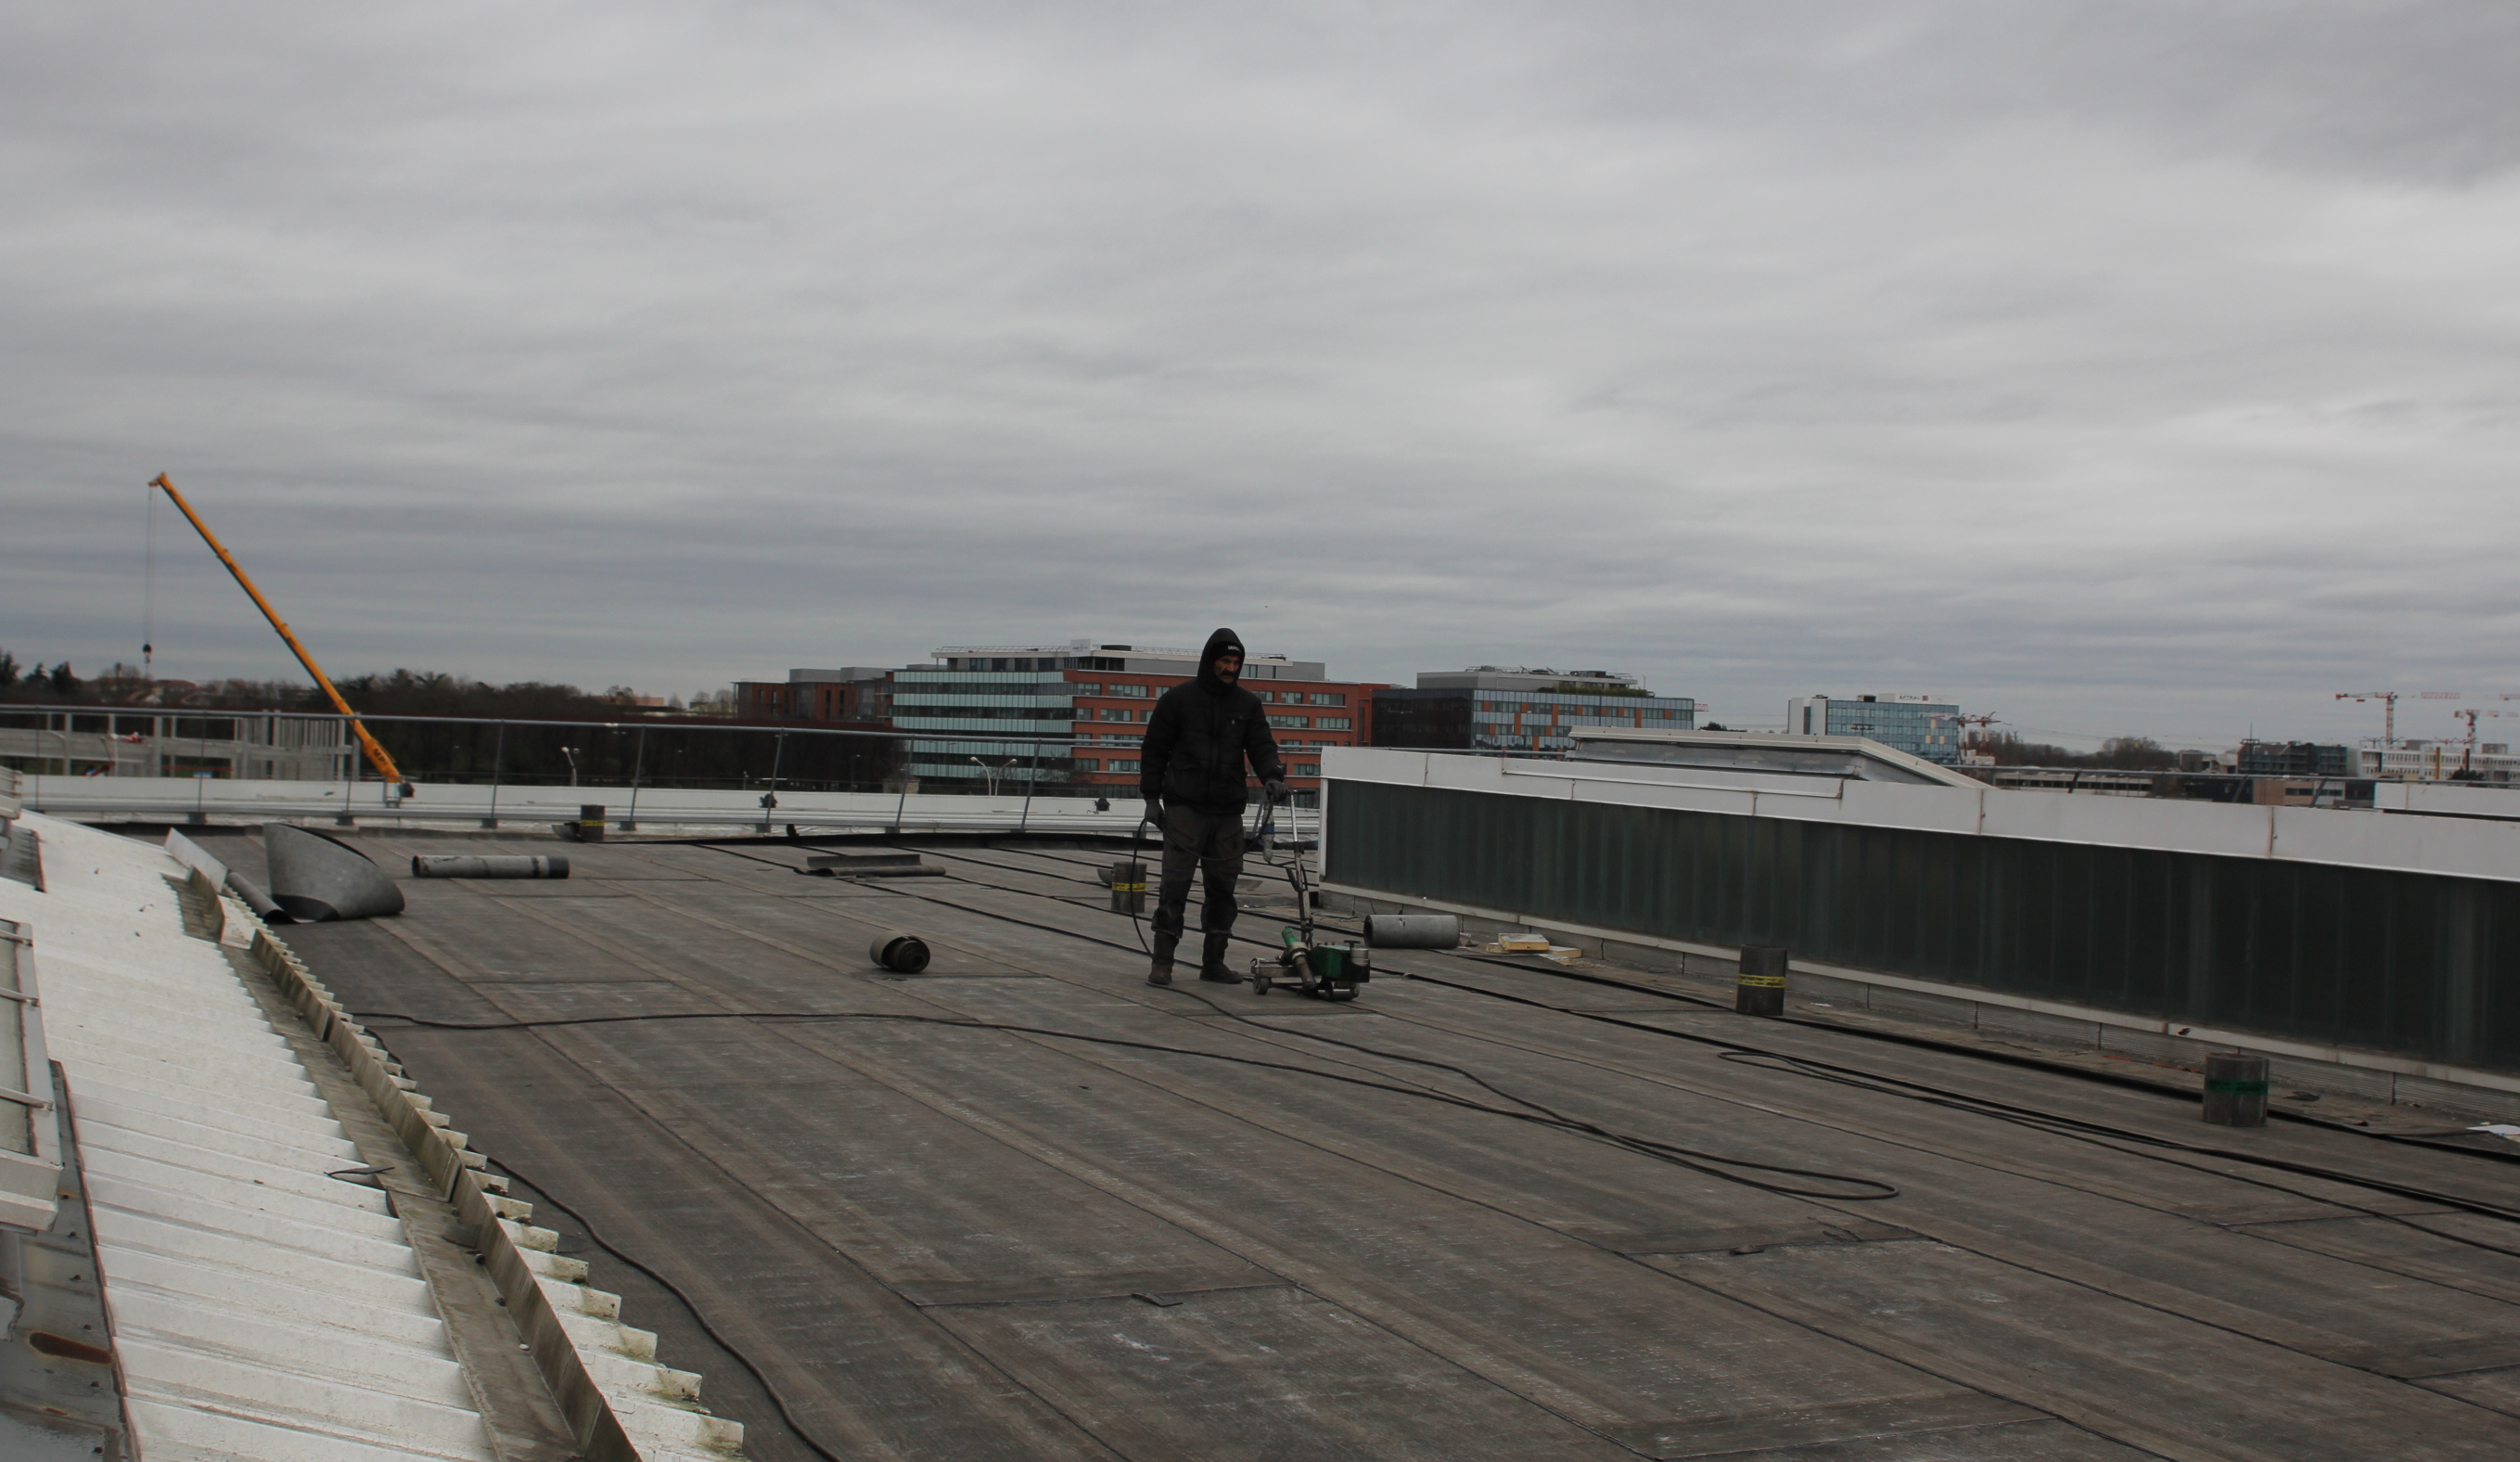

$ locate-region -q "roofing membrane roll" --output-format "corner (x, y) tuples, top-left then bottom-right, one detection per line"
(1364, 913), (1460, 948)
(410, 854), (569, 879)
(223, 867), (291, 923)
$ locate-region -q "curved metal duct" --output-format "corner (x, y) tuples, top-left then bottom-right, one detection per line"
(262, 823), (405, 923)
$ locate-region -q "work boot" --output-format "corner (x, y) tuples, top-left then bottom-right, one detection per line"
(1147, 933), (1179, 987)
(1197, 930), (1241, 984)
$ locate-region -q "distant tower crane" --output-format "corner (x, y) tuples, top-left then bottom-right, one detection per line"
(1945, 712), (2002, 750)
(2450, 708), (2520, 774)
(148, 473), (412, 797)
(2336, 692), (2401, 749)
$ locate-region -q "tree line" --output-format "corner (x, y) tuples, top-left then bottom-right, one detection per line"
(0, 653), (683, 719)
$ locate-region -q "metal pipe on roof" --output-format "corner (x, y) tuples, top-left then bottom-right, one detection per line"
(410, 855), (570, 880)
(1363, 914), (1460, 949)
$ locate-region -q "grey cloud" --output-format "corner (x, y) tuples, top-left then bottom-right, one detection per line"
(5, 1), (2517, 748)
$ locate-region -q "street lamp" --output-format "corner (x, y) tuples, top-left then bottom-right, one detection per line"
(560, 746), (581, 788)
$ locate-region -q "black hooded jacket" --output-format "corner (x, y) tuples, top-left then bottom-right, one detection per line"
(1139, 627), (1286, 813)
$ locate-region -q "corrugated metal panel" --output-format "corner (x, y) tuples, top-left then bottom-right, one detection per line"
(1325, 776), (2520, 1073)
(0, 814), (499, 1462)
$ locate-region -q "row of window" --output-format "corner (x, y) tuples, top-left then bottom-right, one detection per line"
(893, 694), (1071, 706)
(896, 672), (1073, 687)
(1477, 702), (1689, 718)
(944, 657), (1077, 672)
(1068, 735), (1348, 751)
(1074, 709), (1353, 731)
(893, 709), (1075, 725)
(1072, 758), (1322, 776)
(1070, 683), (1347, 706)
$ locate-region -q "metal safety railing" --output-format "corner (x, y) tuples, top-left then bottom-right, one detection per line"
(1, 707), (1320, 835)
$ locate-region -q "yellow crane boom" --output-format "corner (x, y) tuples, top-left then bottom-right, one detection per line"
(148, 473), (410, 791)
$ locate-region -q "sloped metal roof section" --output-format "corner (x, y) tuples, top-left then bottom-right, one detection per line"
(0, 812), (746, 1461)
(1569, 726), (1981, 787)
(0, 813), (500, 1460)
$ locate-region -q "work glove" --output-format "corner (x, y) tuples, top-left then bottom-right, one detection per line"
(1264, 779), (1288, 802)
(1142, 799), (1164, 828)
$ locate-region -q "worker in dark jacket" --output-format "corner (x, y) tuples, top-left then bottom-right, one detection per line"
(1139, 627), (1286, 985)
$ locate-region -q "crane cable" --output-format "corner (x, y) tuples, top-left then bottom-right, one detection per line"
(141, 480), (158, 679)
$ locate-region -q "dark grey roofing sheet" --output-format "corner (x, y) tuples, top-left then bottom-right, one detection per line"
(179, 827), (2520, 1462)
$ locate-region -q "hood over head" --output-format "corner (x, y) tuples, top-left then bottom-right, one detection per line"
(1196, 627), (1247, 695)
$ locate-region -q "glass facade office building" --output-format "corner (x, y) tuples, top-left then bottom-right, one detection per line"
(891, 644), (1375, 800)
(1787, 696), (1962, 764)
(890, 667), (1078, 786)
(1375, 669), (1694, 754)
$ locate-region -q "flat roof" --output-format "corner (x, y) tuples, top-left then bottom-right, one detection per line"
(178, 824), (2520, 1460)
(1570, 726), (1979, 786)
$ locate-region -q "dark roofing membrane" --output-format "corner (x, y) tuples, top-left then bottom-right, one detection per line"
(183, 827), (2520, 1462)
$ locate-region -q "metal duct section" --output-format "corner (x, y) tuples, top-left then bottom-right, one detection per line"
(1364, 914), (1460, 949)
(262, 824), (404, 923)
(410, 855), (570, 880)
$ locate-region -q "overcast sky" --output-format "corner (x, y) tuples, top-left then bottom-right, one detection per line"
(6, 2), (2516, 746)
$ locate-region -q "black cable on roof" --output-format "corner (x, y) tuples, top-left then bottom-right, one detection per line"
(355, 1007), (1898, 1201)
(481, 1158), (851, 1462)
(856, 848), (2520, 1244)
(911, 842), (2520, 1168)
(1383, 966), (2520, 1249)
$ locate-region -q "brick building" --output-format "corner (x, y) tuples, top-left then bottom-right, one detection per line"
(735, 668), (894, 725)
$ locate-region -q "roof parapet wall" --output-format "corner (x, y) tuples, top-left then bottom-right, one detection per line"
(1324, 745), (2520, 886)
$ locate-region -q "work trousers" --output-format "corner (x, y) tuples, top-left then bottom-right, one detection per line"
(1151, 803), (1246, 965)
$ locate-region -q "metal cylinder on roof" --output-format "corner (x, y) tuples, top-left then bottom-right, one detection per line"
(1363, 914), (1460, 949)
(1735, 945), (1787, 1018)
(410, 855), (570, 879)
(1109, 861), (1146, 915)
(2202, 1052), (2270, 1127)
